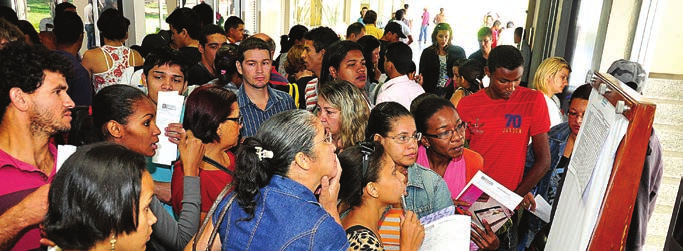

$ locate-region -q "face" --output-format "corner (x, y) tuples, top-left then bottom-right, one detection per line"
(371, 47), (380, 65)
(331, 50), (367, 89)
(237, 49), (271, 89)
(422, 108), (466, 160)
(436, 30), (449, 48)
(567, 98), (588, 136)
(217, 102), (241, 148)
(486, 66), (523, 100)
(143, 64), (187, 104)
(309, 121), (338, 180)
(479, 35), (492, 54)
(377, 116), (419, 169)
(28, 71), (75, 135)
(452, 66), (466, 88)
(201, 33), (228, 68)
(549, 68), (570, 94)
(228, 24), (245, 42)
(115, 172), (157, 250)
(302, 39), (324, 74)
(116, 98), (161, 157)
(316, 97), (341, 142)
(169, 25), (186, 48)
(372, 153), (407, 204)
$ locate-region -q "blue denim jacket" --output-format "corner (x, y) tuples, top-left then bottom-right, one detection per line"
(405, 163), (454, 219)
(213, 175), (348, 251)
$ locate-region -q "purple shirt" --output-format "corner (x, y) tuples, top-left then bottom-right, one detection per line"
(0, 144), (57, 251)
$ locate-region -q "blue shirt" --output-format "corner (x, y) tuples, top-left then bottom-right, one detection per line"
(214, 175), (348, 251)
(405, 163), (454, 218)
(238, 84), (296, 137)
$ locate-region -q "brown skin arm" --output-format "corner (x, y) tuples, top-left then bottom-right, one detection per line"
(514, 132), (550, 196)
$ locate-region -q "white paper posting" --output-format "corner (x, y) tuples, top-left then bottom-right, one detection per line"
(56, 145), (77, 173)
(419, 214), (471, 251)
(152, 91), (185, 165)
(530, 195), (551, 223)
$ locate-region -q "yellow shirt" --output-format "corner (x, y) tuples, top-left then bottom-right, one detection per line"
(365, 24), (384, 39)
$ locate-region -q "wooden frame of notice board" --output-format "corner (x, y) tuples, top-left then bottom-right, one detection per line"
(584, 72), (656, 250)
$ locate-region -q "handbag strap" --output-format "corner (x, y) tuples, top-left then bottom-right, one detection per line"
(202, 156), (233, 175)
(192, 182), (235, 251)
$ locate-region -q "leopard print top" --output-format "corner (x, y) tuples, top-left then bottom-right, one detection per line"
(345, 225), (385, 251)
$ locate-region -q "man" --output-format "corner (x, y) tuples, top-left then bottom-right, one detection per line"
(53, 11), (92, 106)
(301, 26), (340, 111)
(376, 42), (424, 109)
(237, 37), (295, 137)
(469, 26), (493, 86)
(166, 7), (202, 65)
(83, 0), (95, 49)
(345, 22), (365, 42)
(514, 27), (531, 86)
(433, 8), (446, 24)
(186, 24), (227, 86)
(0, 43), (75, 250)
(419, 8), (430, 44)
(378, 22), (406, 74)
(251, 33), (289, 86)
(363, 10), (383, 39)
(37, 2), (77, 51)
(358, 6), (367, 24)
(391, 9), (413, 45)
(402, 4), (412, 29)
(224, 16), (245, 44)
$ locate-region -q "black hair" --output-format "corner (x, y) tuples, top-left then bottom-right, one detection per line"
(43, 142), (147, 250)
(409, 92), (439, 115)
(235, 110), (318, 220)
(366, 101), (412, 140)
(143, 46), (190, 77)
(303, 26), (340, 53)
(53, 11), (83, 45)
(338, 141), (386, 208)
(412, 96), (456, 134)
(192, 2), (214, 27)
(0, 43), (71, 123)
(213, 43), (240, 85)
(385, 42), (412, 74)
(395, 9), (405, 20)
(92, 85), (149, 141)
(363, 10), (378, 25)
(166, 7), (201, 40)
(224, 16), (244, 32)
(514, 27), (524, 38)
(198, 24), (225, 46)
(492, 20), (501, 28)
(477, 26), (492, 40)
(320, 40), (365, 84)
(346, 22), (365, 38)
(356, 35), (380, 83)
(55, 2), (77, 16)
(459, 59), (484, 92)
(0, 6), (18, 25)
(17, 20), (41, 45)
(97, 8), (130, 41)
(446, 58), (468, 78)
(237, 36), (271, 62)
(279, 24), (308, 53)
(404, 4), (409, 9)
(487, 45), (524, 72)
(64, 106), (98, 146)
(570, 83), (592, 104)
(183, 85), (238, 144)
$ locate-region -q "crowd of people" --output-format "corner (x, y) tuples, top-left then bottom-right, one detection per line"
(0, 2), (664, 251)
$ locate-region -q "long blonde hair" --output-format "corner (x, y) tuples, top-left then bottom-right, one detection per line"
(318, 80), (370, 150)
(533, 57), (571, 95)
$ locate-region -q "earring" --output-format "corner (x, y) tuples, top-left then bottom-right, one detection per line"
(110, 233), (117, 251)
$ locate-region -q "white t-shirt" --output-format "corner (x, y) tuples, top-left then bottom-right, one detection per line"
(544, 95), (564, 127)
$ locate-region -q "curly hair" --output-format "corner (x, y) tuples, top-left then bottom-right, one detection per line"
(318, 80), (370, 150)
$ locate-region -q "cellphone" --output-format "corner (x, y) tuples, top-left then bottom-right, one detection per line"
(401, 194), (408, 214)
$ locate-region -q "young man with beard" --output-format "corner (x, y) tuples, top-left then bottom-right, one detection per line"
(0, 43), (75, 250)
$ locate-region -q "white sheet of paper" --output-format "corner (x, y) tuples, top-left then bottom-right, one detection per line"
(530, 195), (551, 223)
(152, 91), (184, 165)
(419, 214), (470, 251)
(56, 145), (77, 173)
(462, 171), (523, 210)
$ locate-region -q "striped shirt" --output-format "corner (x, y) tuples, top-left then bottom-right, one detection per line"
(304, 78), (319, 112)
(238, 84), (296, 137)
(378, 208), (402, 250)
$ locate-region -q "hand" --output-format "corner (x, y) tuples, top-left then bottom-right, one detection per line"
(318, 156), (342, 224)
(452, 199), (472, 216)
(518, 192), (536, 211)
(178, 130), (205, 177)
(413, 74), (424, 86)
(399, 210), (425, 251)
(471, 220), (500, 250)
(165, 122), (185, 145)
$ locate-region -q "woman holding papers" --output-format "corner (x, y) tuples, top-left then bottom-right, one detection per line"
(338, 141), (424, 250)
(412, 96), (500, 250)
(92, 85), (205, 250)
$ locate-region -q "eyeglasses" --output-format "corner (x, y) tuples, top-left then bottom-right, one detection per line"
(384, 132), (422, 144)
(568, 111), (584, 120)
(423, 120), (467, 140)
(358, 141), (375, 180)
(225, 115), (243, 125)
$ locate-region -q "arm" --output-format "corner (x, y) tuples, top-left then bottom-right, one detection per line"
(0, 185), (49, 250)
(131, 50), (144, 67)
(151, 177), (202, 250)
(514, 133), (550, 196)
(399, 211), (425, 251)
(407, 35), (414, 45)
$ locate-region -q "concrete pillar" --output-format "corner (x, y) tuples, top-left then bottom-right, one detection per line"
(121, 0), (145, 45)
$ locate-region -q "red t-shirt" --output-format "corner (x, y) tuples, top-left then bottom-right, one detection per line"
(171, 151), (236, 214)
(457, 87), (549, 190)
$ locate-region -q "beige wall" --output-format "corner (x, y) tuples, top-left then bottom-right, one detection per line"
(599, 0), (640, 72)
(648, 0), (683, 75)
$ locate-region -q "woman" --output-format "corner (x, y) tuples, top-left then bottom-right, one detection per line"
(317, 80), (370, 151)
(357, 35), (382, 84)
(82, 8), (143, 93)
(533, 57), (572, 127)
(412, 96), (499, 250)
(338, 142), (424, 250)
(171, 85), (241, 222)
(419, 23), (466, 96)
(192, 110), (348, 250)
(92, 84), (204, 250)
(278, 43), (314, 109)
(450, 59), (483, 107)
(276, 24), (308, 76)
(43, 143), (157, 251)
(319, 41), (369, 102)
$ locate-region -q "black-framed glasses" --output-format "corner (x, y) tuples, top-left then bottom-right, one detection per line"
(358, 141), (376, 180)
(384, 132), (422, 144)
(423, 120), (467, 140)
(225, 115), (243, 125)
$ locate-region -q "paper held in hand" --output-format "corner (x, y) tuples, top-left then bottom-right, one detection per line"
(153, 91), (185, 165)
(455, 171), (523, 232)
(418, 206), (471, 251)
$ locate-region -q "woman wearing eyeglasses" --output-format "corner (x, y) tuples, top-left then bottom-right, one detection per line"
(171, 85), (241, 222)
(338, 142), (424, 250)
(412, 96), (500, 250)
